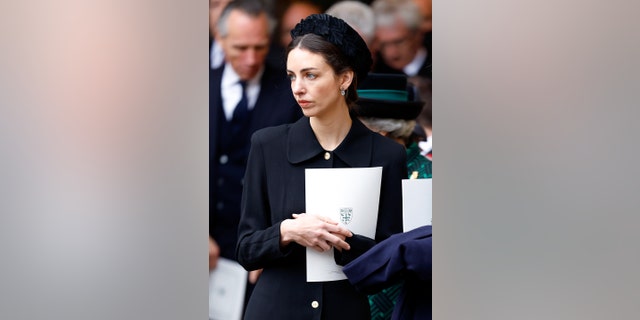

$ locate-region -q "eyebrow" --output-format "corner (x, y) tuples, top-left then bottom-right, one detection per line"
(286, 67), (319, 73)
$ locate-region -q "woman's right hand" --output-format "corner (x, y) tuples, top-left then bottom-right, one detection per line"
(280, 213), (353, 252)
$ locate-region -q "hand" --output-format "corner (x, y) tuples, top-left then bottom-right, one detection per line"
(280, 213), (352, 253)
(249, 269), (263, 284)
(209, 237), (220, 271)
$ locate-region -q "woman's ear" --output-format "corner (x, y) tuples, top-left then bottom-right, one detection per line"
(340, 70), (354, 90)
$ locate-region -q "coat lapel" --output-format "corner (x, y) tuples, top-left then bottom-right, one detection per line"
(287, 117), (323, 164)
(286, 116), (374, 167)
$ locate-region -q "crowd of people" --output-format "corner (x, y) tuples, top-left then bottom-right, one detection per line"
(209, 0), (432, 319)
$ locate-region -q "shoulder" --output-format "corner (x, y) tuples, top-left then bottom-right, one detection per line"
(251, 122), (292, 145)
(348, 118), (406, 166)
(371, 131), (406, 160)
(210, 64), (224, 81)
(209, 66), (224, 96)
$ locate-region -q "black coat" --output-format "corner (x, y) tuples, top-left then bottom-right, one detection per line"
(236, 116), (406, 320)
(210, 64), (302, 260)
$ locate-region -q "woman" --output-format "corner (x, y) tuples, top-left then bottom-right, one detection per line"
(236, 14), (406, 320)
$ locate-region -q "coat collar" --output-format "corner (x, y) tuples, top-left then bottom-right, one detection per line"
(287, 116), (373, 167)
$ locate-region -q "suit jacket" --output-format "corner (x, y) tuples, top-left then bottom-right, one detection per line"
(372, 48), (432, 79)
(236, 116), (407, 320)
(210, 63), (302, 260)
(343, 226), (432, 320)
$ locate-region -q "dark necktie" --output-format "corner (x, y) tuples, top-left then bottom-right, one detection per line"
(232, 80), (248, 123)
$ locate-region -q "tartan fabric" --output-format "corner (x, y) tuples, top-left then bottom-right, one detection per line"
(406, 142), (432, 179)
(368, 282), (403, 320)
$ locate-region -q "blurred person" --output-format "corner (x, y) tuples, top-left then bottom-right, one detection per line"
(404, 66), (432, 161)
(352, 73), (430, 320)
(415, 82), (432, 160)
(278, 0), (322, 48)
(344, 225), (432, 320)
(209, 0), (303, 307)
(210, 0), (233, 69)
(412, 0), (432, 55)
(264, 0), (322, 71)
(325, 1), (377, 64)
(236, 14), (405, 319)
(371, 0), (431, 78)
(355, 73), (431, 178)
(412, 0), (431, 33)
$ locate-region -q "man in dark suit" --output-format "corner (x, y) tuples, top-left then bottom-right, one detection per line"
(209, 0), (302, 281)
(371, 0), (431, 79)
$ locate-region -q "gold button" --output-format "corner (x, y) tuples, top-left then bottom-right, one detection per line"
(311, 300), (319, 309)
(324, 152), (330, 160)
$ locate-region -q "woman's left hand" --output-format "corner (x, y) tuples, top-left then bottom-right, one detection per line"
(280, 213), (352, 252)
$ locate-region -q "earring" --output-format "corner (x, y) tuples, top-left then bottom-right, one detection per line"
(340, 88), (346, 96)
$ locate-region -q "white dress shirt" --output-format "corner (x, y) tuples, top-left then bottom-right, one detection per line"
(220, 63), (264, 121)
(403, 47), (428, 77)
(210, 41), (225, 69)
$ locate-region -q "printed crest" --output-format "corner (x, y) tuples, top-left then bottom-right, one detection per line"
(339, 207), (353, 225)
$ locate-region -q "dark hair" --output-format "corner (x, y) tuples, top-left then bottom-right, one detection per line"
(287, 34), (360, 106)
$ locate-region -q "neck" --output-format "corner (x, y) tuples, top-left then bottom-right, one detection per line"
(309, 105), (352, 151)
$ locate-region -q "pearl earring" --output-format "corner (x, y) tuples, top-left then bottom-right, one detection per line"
(340, 89), (346, 96)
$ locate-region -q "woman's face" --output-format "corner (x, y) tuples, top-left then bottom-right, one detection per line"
(286, 47), (349, 118)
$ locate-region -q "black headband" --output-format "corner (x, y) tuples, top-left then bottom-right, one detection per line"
(291, 14), (372, 81)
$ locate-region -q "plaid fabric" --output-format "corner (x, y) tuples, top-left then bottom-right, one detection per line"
(406, 142), (432, 179)
(368, 282), (403, 320)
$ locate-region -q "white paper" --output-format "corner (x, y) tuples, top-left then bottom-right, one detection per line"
(305, 167), (382, 282)
(402, 178), (432, 232)
(209, 258), (248, 320)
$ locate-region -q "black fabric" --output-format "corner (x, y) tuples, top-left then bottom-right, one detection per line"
(372, 50), (432, 79)
(357, 73), (407, 91)
(354, 73), (424, 120)
(290, 13), (372, 82)
(210, 63), (302, 260)
(354, 98), (424, 120)
(334, 234), (377, 266)
(236, 116), (406, 319)
(231, 80), (249, 136)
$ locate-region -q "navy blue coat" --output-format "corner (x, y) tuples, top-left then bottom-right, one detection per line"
(210, 64), (302, 260)
(343, 226), (432, 320)
(236, 117), (406, 320)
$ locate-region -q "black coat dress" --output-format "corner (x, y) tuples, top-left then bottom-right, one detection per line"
(236, 116), (406, 320)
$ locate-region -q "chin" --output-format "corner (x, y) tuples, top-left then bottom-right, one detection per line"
(389, 62), (406, 70)
(301, 108), (317, 118)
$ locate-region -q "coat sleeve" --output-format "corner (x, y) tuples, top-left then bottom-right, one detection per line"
(374, 142), (407, 242)
(334, 142), (407, 266)
(342, 226), (432, 294)
(236, 131), (294, 271)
